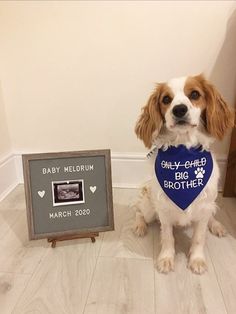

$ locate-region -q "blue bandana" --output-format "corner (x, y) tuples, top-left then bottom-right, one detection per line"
(155, 145), (213, 210)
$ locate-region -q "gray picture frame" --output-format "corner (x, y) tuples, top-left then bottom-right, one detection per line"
(22, 149), (114, 240)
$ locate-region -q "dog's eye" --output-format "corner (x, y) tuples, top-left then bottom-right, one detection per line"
(162, 95), (172, 105)
(190, 90), (200, 100)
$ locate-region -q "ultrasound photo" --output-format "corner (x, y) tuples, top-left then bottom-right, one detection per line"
(52, 180), (85, 206)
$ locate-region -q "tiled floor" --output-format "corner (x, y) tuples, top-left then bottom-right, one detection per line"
(0, 185), (236, 314)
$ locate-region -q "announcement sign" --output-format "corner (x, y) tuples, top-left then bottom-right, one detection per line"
(22, 150), (114, 240)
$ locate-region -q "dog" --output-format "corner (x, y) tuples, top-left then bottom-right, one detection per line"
(133, 74), (234, 274)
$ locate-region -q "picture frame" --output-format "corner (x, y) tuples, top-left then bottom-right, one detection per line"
(22, 149), (114, 241)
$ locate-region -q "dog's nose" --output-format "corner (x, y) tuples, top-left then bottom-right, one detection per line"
(172, 104), (188, 118)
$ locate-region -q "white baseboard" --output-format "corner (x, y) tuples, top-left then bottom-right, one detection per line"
(0, 154), (19, 202)
(0, 152), (227, 201)
(111, 153), (154, 188)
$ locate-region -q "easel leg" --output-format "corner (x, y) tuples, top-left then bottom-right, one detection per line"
(48, 238), (57, 248)
(51, 240), (57, 248)
(47, 232), (99, 247)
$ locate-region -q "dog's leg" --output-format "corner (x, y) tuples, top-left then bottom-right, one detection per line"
(208, 215), (227, 237)
(156, 223), (175, 273)
(132, 210), (148, 237)
(188, 220), (208, 274)
(132, 184), (156, 237)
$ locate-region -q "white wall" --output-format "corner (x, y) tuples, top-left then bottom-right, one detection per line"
(0, 1), (235, 155)
(0, 81), (11, 159)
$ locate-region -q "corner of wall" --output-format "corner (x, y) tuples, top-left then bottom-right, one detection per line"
(0, 153), (18, 202)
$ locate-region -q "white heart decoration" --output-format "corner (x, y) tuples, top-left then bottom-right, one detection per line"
(90, 186), (97, 193)
(38, 190), (45, 198)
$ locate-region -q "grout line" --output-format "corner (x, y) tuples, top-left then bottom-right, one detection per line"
(96, 255), (154, 263)
(82, 234), (104, 314)
(206, 241), (229, 314)
(0, 210), (23, 239)
(98, 253), (153, 261)
(11, 247), (50, 313)
(0, 270), (31, 275)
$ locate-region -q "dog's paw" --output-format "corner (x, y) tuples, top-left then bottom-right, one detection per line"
(155, 256), (174, 273)
(209, 221), (227, 238)
(132, 220), (147, 237)
(188, 258), (207, 275)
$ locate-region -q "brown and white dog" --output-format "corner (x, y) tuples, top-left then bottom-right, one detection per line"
(133, 74), (234, 274)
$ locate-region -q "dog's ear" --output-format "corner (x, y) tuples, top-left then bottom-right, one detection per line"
(198, 75), (234, 140)
(135, 86), (163, 148)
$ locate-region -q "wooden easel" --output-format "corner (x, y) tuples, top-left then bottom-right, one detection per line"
(47, 232), (99, 248)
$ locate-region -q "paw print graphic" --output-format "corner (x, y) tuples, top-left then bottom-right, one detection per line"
(194, 167), (205, 179)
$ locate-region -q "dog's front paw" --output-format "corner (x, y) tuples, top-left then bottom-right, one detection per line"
(155, 256), (174, 273)
(209, 221), (227, 237)
(188, 258), (207, 275)
(132, 220), (147, 237)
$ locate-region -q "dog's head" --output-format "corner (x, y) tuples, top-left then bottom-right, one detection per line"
(135, 74), (234, 148)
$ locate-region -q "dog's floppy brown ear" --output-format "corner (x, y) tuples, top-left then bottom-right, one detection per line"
(135, 86), (163, 148)
(199, 75), (234, 139)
